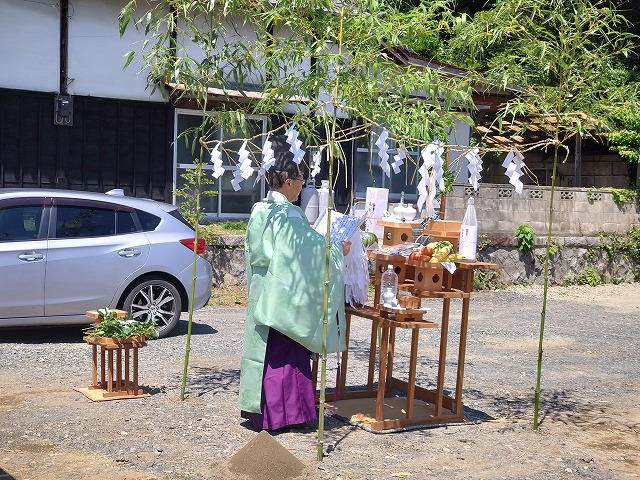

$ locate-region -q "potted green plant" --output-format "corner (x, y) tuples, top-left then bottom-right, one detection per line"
(83, 308), (159, 345)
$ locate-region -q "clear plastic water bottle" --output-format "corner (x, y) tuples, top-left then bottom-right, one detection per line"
(458, 197), (478, 260)
(380, 264), (398, 306)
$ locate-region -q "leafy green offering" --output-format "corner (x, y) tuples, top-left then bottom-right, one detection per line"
(84, 308), (159, 340)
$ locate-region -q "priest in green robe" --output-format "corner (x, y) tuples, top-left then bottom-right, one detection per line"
(239, 157), (350, 431)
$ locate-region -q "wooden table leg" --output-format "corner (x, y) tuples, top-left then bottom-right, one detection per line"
(125, 347), (131, 393)
(107, 350), (114, 393)
(339, 313), (351, 395)
(116, 349), (122, 391)
(100, 347), (106, 388)
(133, 348), (139, 395)
(386, 327), (396, 390)
(406, 328), (420, 419)
(455, 291), (473, 414)
(91, 344), (98, 387)
(311, 357), (319, 391)
(375, 324), (390, 421)
(367, 320), (378, 392)
(435, 297), (451, 416)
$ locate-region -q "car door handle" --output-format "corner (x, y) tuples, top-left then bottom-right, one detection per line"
(118, 248), (142, 258)
(18, 252), (45, 262)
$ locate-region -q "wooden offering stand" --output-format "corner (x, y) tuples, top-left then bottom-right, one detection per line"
(74, 309), (149, 401)
(317, 250), (498, 431)
(423, 219), (462, 250)
(376, 218), (422, 245)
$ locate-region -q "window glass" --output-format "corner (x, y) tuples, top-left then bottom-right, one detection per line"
(0, 205), (44, 242)
(136, 210), (161, 232)
(176, 114), (218, 166)
(168, 209), (193, 229)
(355, 129), (420, 202)
(175, 111), (266, 218)
(176, 166), (219, 215)
(219, 169), (263, 214)
(55, 205), (115, 238)
(354, 150), (383, 196)
(116, 210), (138, 234)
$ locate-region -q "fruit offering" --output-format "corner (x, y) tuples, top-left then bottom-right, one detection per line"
(408, 241), (465, 263)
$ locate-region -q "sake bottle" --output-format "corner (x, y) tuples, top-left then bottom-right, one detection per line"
(458, 197), (478, 260)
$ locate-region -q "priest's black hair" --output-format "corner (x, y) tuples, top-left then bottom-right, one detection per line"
(266, 157), (302, 188)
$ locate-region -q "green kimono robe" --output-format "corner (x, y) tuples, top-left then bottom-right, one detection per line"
(239, 198), (347, 414)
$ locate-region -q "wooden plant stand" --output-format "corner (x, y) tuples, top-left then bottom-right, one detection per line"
(74, 310), (150, 401)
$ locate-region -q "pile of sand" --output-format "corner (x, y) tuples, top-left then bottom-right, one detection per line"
(225, 431), (306, 479)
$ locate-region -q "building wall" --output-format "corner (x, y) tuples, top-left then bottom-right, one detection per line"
(481, 150), (632, 189)
(0, 88), (174, 201)
(1, 0), (162, 102)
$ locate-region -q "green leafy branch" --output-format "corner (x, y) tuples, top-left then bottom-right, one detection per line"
(84, 309), (159, 339)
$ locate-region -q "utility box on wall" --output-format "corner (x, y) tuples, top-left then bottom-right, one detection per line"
(54, 94), (73, 126)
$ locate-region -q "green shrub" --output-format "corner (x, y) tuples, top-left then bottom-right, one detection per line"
(607, 187), (639, 206)
(472, 269), (505, 291)
(515, 224), (536, 253)
(576, 268), (602, 287)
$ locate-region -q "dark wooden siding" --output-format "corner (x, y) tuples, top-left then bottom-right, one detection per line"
(0, 88), (174, 202)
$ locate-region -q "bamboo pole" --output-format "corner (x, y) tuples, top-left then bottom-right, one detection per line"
(318, 4), (345, 461)
(180, 163), (202, 401)
(533, 140), (560, 429)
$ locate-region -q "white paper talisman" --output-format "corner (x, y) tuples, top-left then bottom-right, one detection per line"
(364, 187), (388, 241)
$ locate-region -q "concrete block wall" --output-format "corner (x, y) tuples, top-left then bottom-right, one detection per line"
(444, 184), (640, 238)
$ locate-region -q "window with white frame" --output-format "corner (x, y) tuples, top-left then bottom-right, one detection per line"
(174, 110), (268, 219)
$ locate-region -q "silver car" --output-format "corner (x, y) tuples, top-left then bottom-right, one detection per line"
(0, 188), (213, 338)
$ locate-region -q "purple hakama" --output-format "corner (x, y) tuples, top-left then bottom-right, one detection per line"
(241, 328), (317, 431)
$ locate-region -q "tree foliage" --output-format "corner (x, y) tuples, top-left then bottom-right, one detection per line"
(447, 0), (640, 146)
(608, 110), (640, 164)
(119, 0), (476, 155)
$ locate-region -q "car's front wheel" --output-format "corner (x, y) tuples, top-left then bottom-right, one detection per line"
(122, 279), (182, 338)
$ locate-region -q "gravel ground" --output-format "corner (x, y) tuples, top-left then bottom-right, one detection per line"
(0, 283), (639, 480)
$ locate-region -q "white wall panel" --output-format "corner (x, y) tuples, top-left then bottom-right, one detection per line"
(67, 0), (164, 101)
(0, 0), (164, 101)
(178, 17), (263, 86)
(0, 1), (60, 92)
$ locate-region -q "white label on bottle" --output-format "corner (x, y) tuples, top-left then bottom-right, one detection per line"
(458, 225), (478, 260)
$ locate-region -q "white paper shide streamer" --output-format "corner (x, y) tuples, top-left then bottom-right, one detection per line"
(231, 141), (253, 191)
(375, 129), (391, 178)
(418, 141), (444, 217)
(286, 124), (305, 164)
(314, 210), (369, 307)
(417, 145), (433, 213)
(309, 146), (323, 180)
(430, 141), (446, 192)
(465, 147), (483, 191)
(392, 148), (406, 174)
(260, 135), (276, 176)
(209, 142), (225, 179)
(343, 228), (370, 307)
(502, 150), (525, 194)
